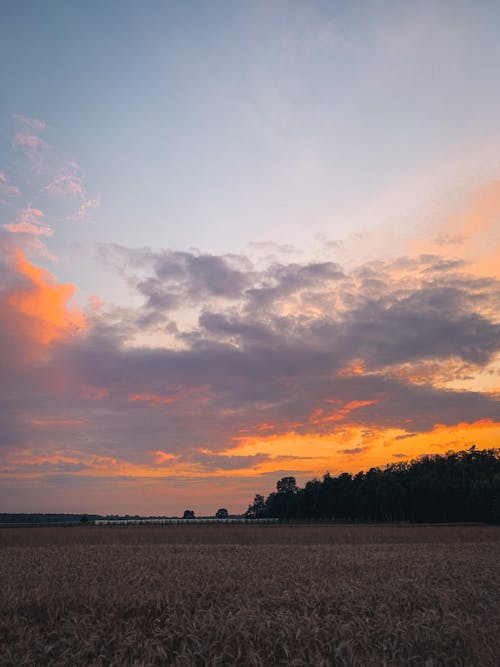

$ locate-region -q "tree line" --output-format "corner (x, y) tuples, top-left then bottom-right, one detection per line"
(245, 446), (500, 523)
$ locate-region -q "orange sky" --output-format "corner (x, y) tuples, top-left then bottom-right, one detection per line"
(0, 103), (499, 515)
(1, 180), (499, 514)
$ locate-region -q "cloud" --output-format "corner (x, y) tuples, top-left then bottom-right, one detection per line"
(3, 208), (53, 236)
(4, 221), (52, 236)
(1, 245), (85, 347)
(68, 197), (100, 222)
(14, 133), (49, 171)
(5, 116), (98, 231)
(15, 134), (45, 149)
(336, 446), (370, 455)
(35, 246), (498, 471)
(44, 162), (85, 198)
(30, 418), (85, 427)
(153, 450), (178, 464)
(13, 114), (47, 132)
(1, 229), (499, 510)
(80, 385), (109, 400)
(88, 246), (500, 436)
(0, 171), (21, 198)
(128, 393), (177, 406)
(99, 246), (254, 321)
(176, 451), (273, 473)
(151, 250), (252, 299)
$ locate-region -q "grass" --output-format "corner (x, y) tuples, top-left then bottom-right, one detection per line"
(1, 525), (499, 665)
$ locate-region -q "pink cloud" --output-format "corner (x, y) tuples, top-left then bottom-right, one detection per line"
(4, 221), (53, 236)
(13, 114), (47, 132)
(3, 208), (53, 236)
(19, 207), (43, 220)
(15, 133), (46, 149)
(128, 393), (177, 406)
(44, 163), (84, 198)
(68, 197), (100, 222)
(14, 134), (48, 171)
(0, 171), (21, 197)
(87, 295), (104, 312)
(30, 418), (84, 427)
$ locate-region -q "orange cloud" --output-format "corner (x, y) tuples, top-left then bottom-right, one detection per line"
(153, 450), (179, 464)
(222, 419), (500, 478)
(308, 399), (378, 425)
(2, 420), (498, 508)
(29, 418), (85, 427)
(7, 250), (86, 345)
(128, 393), (177, 406)
(128, 386), (210, 407)
(337, 359), (366, 377)
(3, 208), (52, 237)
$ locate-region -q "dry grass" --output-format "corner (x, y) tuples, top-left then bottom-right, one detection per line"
(2, 522), (500, 547)
(1, 526), (499, 666)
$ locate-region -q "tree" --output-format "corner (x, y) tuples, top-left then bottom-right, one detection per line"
(277, 476), (298, 495)
(245, 494), (266, 518)
(215, 508), (229, 519)
(183, 509), (195, 519)
(243, 446), (500, 523)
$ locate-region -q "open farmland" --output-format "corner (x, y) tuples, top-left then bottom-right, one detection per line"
(1, 525), (500, 666)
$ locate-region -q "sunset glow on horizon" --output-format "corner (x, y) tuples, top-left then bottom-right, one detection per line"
(1, 2), (499, 515)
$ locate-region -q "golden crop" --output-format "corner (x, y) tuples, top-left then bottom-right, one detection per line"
(1, 525), (499, 665)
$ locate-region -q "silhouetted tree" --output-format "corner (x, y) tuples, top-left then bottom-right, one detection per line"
(266, 477), (300, 518)
(247, 447), (500, 523)
(245, 494), (266, 518)
(277, 476), (298, 494)
(215, 508), (229, 519)
(183, 509), (195, 519)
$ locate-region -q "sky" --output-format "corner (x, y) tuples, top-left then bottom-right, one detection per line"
(0, 1), (499, 515)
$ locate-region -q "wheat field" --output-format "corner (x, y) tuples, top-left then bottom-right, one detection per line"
(1, 525), (499, 666)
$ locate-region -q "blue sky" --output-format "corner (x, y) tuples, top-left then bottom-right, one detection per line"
(2, 1), (500, 262)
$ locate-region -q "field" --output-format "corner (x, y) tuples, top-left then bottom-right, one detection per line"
(1, 525), (499, 666)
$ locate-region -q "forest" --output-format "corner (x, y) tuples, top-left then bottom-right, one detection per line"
(245, 447), (500, 523)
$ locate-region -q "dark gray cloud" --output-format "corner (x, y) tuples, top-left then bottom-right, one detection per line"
(0, 460), (89, 474)
(183, 453), (270, 472)
(99, 245), (254, 319)
(337, 446), (370, 455)
(338, 283), (500, 368)
(1, 242), (499, 472)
